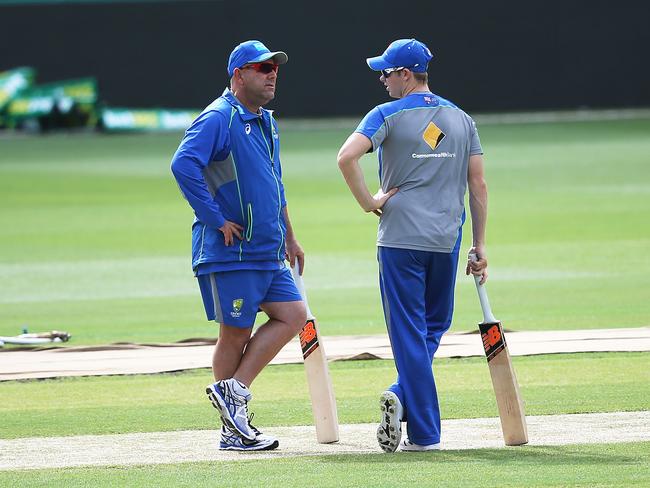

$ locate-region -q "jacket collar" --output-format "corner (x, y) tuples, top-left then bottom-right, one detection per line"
(222, 88), (272, 122)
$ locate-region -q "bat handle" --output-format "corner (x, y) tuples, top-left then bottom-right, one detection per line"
(291, 263), (315, 320)
(469, 253), (497, 323)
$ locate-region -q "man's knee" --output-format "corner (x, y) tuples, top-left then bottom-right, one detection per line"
(290, 301), (308, 333)
(218, 323), (252, 347)
(263, 300), (307, 333)
(279, 301), (307, 334)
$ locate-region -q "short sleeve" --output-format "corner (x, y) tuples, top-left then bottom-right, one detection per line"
(355, 107), (387, 152)
(469, 117), (483, 156)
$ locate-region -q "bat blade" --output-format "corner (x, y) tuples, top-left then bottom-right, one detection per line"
(292, 265), (339, 444)
(479, 321), (528, 446)
(469, 254), (527, 446)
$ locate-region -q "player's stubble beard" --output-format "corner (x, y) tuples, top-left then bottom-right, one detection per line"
(246, 74), (276, 110)
(233, 71), (276, 112)
(248, 84), (275, 109)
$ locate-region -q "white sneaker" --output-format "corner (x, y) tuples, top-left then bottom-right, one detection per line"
(206, 379), (256, 441)
(377, 391), (403, 453)
(400, 439), (441, 451)
(246, 412), (276, 443)
(219, 424), (279, 451)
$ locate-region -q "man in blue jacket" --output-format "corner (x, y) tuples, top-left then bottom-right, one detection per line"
(171, 40), (306, 451)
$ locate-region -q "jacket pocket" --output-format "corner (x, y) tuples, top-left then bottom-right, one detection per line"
(245, 203), (253, 242)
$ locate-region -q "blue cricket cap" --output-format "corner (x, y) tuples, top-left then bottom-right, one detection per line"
(366, 38), (433, 73)
(227, 40), (288, 77)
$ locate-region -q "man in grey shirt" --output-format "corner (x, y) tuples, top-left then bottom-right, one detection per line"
(337, 38), (489, 452)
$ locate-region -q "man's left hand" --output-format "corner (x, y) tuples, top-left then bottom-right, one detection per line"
(466, 246), (488, 285)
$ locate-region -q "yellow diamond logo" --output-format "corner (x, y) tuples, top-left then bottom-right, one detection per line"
(422, 122), (445, 150)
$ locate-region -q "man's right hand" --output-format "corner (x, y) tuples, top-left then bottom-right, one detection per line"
(369, 187), (399, 217)
(219, 221), (244, 246)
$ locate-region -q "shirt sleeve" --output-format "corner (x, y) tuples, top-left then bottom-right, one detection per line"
(170, 111), (230, 229)
(469, 117), (483, 155)
(355, 106), (387, 152)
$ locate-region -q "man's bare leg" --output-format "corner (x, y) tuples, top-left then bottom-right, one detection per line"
(212, 325), (253, 381)
(233, 300), (306, 387)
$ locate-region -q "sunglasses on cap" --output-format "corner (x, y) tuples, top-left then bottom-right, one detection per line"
(241, 62), (279, 74)
(381, 66), (406, 78)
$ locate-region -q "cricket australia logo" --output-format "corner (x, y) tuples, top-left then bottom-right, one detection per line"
(244, 123), (251, 135)
(231, 298), (243, 318)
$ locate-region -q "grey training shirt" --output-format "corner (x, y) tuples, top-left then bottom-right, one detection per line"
(356, 93), (483, 253)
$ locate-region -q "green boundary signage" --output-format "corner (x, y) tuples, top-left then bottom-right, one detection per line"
(101, 108), (199, 131)
(0, 66), (197, 131)
(0, 67), (35, 125)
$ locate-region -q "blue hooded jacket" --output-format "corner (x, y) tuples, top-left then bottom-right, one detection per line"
(171, 89), (287, 274)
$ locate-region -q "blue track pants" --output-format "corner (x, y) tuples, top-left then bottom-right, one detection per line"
(377, 244), (460, 445)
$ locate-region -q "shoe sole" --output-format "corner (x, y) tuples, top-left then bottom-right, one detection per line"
(206, 385), (256, 441)
(401, 442), (441, 452)
(377, 391), (402, 453)
(220, 439), (280, 451)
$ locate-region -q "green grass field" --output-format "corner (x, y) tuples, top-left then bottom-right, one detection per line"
(1, 353), (648, 439)
(1, 443), (648, 488)
(1, 119), (649, 485)
(1, 353), (649, 486)
(1, 118), (649, 344)
(0, 443), (650, 488)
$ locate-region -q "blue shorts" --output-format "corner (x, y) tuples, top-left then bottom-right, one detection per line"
(196, 266), (302, 328)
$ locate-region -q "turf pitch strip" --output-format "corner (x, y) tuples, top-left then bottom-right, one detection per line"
(1, 411), (648, 470)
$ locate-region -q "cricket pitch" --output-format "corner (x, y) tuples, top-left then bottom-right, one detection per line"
(1, 411), (648, 470)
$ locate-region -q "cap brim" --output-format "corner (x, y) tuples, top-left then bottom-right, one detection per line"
(251, 51), (288, 65)
(366, 56), (394, 71)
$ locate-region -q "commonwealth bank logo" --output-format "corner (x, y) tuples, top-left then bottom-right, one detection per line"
(422, 121), (445, 150)
(413, 122), (455, 159)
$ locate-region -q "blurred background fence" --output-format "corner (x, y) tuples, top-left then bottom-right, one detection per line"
(1, 0), (648, 128)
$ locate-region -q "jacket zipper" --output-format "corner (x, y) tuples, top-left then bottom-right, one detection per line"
(257, 118), (284, 260)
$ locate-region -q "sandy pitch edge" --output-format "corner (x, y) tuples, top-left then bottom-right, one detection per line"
(1, 411), (649, 470)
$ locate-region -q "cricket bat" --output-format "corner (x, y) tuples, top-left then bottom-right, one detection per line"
(469, 254), (528, 446)
(291, 264), (339, 444)
(0, 330), (71, 346)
